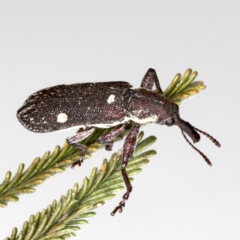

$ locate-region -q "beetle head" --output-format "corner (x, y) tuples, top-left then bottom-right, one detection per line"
(157, 102), (220, 166)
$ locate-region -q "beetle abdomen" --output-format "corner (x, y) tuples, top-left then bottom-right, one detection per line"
(17, 82), (132, 132)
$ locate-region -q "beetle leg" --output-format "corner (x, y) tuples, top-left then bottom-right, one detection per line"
(111, 123), (140, 216)
(141, 68), (163, 93)
(98, 123), (127, 150)
(67, 127), (95, 168)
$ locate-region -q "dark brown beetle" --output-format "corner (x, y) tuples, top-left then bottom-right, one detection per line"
(17, 69), (220, 215)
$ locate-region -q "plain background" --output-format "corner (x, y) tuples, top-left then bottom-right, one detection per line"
(0, 1), (239, 239)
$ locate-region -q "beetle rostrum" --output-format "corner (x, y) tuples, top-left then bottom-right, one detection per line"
(17, 68), (220, 215)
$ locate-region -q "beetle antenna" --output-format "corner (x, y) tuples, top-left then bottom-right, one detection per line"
(190, 125), (221, 147)
(181, 130), (212, 166)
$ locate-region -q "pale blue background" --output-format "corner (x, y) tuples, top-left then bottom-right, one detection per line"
(0, 1), (239, 239)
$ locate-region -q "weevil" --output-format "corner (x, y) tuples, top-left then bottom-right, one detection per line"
(17, 68), (220, 215)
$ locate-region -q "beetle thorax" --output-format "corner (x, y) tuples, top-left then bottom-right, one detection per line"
(127, 88), (176, 125)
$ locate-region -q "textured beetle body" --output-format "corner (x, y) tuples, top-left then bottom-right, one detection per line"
(17, 68), (220, 216)
(17, 82), (178, 132)
(17, 82), (132, 132)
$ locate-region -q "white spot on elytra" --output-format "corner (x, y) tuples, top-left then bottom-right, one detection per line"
(57, 113), (68, 123)
(107, 94), (115, 104)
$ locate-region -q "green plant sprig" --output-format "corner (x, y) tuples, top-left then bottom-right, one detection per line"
(0, 125), (133, 208)
(5, 133), (156, 240)
(2, 68), (206, 239)
(164, 69), (206, 104)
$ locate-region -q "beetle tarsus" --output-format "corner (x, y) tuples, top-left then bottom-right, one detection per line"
(70, 148), (85, 168)
(71, 159), (83, 168)
(111, 204), (123, 216)
(105, 142), (113, 151)
(111, 191), (132, 215)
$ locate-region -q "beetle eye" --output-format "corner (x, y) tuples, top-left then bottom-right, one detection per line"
(165, 119), (174, 126)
